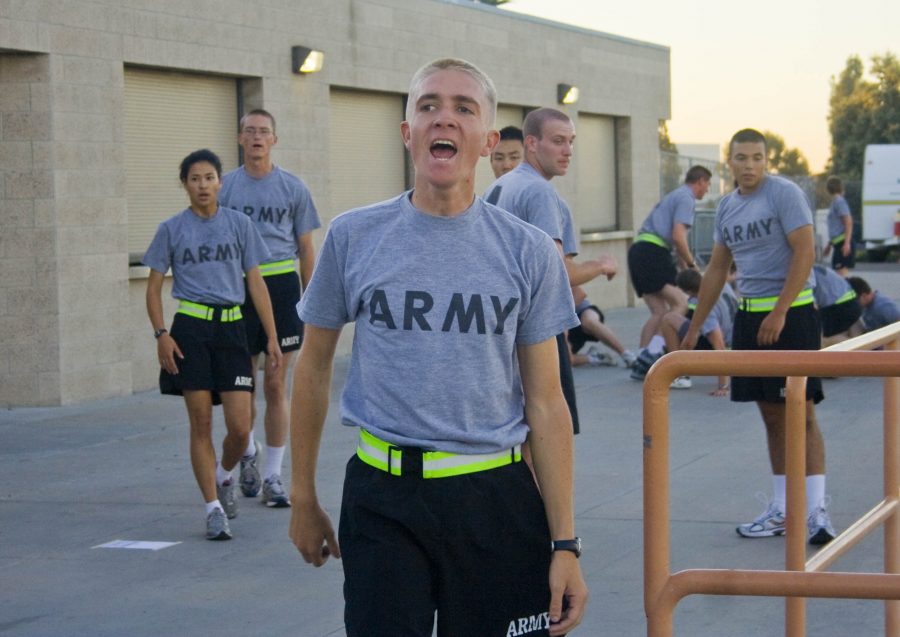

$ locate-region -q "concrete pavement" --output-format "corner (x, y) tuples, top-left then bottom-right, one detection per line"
(1, 264), (898, 636)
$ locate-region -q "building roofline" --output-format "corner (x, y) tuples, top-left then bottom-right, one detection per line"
(435, 0), (670, 53)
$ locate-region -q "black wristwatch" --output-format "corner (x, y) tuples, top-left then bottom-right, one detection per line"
(153, 328), (168, 339)
(551, 537), (582, 558)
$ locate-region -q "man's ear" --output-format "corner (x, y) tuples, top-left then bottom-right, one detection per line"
(400, 121), (411, 150)
(481, 129), (500, 158)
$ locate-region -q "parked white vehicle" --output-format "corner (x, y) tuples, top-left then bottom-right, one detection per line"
(862, 144), (900, 244)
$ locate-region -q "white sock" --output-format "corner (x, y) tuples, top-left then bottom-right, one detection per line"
(806, 475), (826, 514)
(243, 432), (257, 458)
(647, 335), (666, 355)
(772, 475), (786, 512)
(205, 500), (223, 515)
(263, 445), (286, 481)
(215, 462), (233, 486)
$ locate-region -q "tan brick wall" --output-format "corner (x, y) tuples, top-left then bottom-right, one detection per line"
(0, 53), (59, 406)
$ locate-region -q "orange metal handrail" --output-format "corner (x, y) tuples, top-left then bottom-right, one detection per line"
(643, 326), (900, 636)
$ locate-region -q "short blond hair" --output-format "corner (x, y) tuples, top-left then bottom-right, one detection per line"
(406, 58), (497, 127)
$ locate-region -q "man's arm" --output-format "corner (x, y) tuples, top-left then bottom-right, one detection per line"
(757, 225), (814, 346)
(671, 222), (696, 268)
(557, 242), (617, 286)
(705, 327), (730, 396)
(145, 269), (183, 375)
(297, 232), (316, 291)
(841, 214), (853, 257)
(288, 325), (342, 566)
(246, 266), (283, 370)
(682, 243), (732, 350)
(518, 338), (588, 636)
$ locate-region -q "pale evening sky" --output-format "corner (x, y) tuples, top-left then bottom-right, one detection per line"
(501, 0), (899, 173)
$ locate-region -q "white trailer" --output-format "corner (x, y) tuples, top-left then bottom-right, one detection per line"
(862, 144), (900, 242)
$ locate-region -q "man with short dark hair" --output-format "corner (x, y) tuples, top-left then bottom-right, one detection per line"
(847, 276), (900, 331)
(489, 125), (524, 179)
(486, 107), (617, 434)
(219, 108), (321, 508)
(683, 128), (836, 546)
(288, 58), (587, 637)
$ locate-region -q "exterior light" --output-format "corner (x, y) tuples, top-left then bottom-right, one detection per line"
(292, 46), (324, 74)
(557, 83), (579, 105)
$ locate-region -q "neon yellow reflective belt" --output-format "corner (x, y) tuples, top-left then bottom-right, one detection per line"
(259, 259), (296, 277)
(835, 289), (857, 305)
(177, 300), (243, 322)
(739, 288), (814, 313)
(356, 429), (522, 479)
(636, 232), (670, 249)
(831, 233), (846, 245)
(687, 301), (697, 311)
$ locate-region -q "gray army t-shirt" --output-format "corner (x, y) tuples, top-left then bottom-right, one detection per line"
(220, 166), (321, 262)
(714, 175), (815, 298)
(143, 207), (271, 306)
(485, 161), (579, 256)
(299, 192), (578, 454)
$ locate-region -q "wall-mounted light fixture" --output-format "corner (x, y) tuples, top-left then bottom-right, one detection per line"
(292, 46), (325, 74)
(557, 83), (579, 105)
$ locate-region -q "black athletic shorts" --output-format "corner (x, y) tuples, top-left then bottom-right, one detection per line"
(628, 240), (676, 297)
(831, 239), (856, 270)
(820, 298), (862, 337)
(566, 304), (604, 354)
(242, 271), (303, 355)
(159, 310), (254, 404)
(731, 303), (824, 404)
(339, 455), (554, 637)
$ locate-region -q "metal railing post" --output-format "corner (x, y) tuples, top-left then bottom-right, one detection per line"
(884, 336), (900, 634)
(785, 376), (808, 636)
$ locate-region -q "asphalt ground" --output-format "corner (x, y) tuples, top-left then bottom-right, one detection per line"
(1, 264), (898, 636)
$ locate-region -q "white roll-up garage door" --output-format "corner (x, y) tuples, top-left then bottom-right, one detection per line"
(124, 67), (238, 257)
(575, 114), (617, 232)
(328, 88), (406, 224)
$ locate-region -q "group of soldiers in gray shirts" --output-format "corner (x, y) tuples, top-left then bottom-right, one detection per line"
(142, 57), (898, 636)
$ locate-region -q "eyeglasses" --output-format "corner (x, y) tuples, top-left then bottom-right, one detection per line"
(242, 127), (273, 137)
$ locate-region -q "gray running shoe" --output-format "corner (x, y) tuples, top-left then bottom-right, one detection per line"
(216, 479), (237, 519)
(205, 508), (232, 541)
(736, 500), (785, 538)
(807, 504), (836, 545)
(262, 474), (291, 508)
(630, 348), (662, 380)
(620, 349), (638, 368)
(239, 440), (261, 497)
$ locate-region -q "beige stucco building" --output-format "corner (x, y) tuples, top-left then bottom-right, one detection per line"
(0, 0), (670, 406)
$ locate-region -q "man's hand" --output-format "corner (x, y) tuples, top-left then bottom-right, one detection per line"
(548, 552), (588, 636)
(680, 326), (700, 351)
(592, 255), (618, 281)
(757, 310), (786, 346)
(266, 337), (283, 372)
(289, 501), (341, 567)
(157, 334), (184, 375)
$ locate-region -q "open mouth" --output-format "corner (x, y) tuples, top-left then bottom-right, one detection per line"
(430, 139), (457, 160)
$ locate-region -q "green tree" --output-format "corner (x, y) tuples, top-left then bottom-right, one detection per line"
(828, 52), (900, 180)
(659, 120), (682, 196)
(762, 130), (810, 176)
